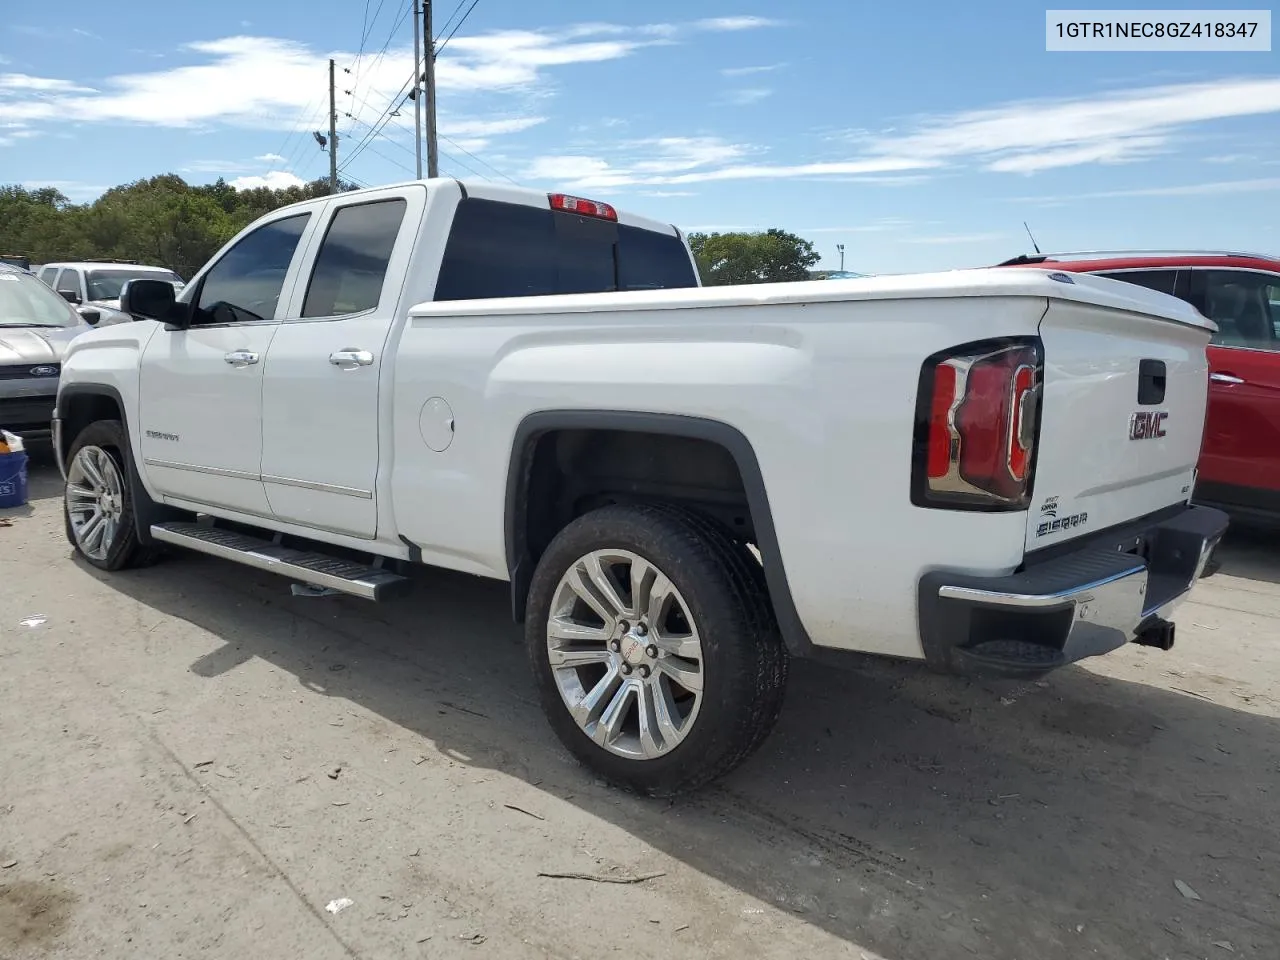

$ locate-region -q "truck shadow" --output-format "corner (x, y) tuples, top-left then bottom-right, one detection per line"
(1212, 522), (1280, 585)
(82, 544), (1280, 960)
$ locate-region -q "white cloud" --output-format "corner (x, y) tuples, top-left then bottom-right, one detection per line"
(866, 77), (1280, 174)
(183, 159), (253, 175)
(526, 141), (932, 190)
(721, 64), (784, 77)
(1013, 177), (1280, 203)
(229, 171), (306, 190)
(255, 152), (286, 162)
(725, 88), (772, 106)
(0, 17), (777, 143)
(0, 73), (95, 94)
(695, 17), (783, 31)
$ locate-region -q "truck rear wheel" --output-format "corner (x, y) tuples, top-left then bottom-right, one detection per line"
(63, 420), (161, 572)
(525, 502), (788, 796)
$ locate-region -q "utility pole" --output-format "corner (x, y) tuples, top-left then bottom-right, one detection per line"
(837, 243), (845, 272)
(411, 0), (423, 178)
(423, 0), (439, 178)
(327, 58), (339, 193)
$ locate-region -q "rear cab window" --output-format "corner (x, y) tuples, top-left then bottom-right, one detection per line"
(433, 197), (697, 302)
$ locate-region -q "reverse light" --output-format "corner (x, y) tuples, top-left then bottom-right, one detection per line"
(549, 193), (618, 221)
(913, 339), (1043, 511)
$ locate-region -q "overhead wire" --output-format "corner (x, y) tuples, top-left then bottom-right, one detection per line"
(435, 0), (481, 54)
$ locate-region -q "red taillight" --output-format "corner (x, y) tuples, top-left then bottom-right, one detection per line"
(916, 340), (1042, 510)
(549, 193), (618, 221)
(927, 363), (958, 479)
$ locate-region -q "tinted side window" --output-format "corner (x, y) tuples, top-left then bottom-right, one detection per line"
(435, 200), (556, 301)
(38, 267), (57, 286)
(434, 198), (697, 302)
(55, 269), (80, 297)
(194, 213), (310, 325)
(302, 198), (407, 318)
(617, 226), (698, 290)
(1094, 269), (1179, 296)
(1188, 270), (1279, 352)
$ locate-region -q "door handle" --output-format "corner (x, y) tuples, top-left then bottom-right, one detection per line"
(224, 350), (260, 365)
(329, 349), (374, 367)
(1210, 372), (1245, 385)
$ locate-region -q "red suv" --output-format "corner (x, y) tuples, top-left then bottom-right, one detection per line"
(1000, 251), (1280, 526)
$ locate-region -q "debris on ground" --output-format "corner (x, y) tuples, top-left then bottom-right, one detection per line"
(193, 760), (214, 769)
(459, 933), (486, 944)
(325, 897), (354, 915)
(1174, 879), (1202, 900)
(2, 859), (17, 869)
(1213, 942), (1235, 952)
(537, 870), (665, 884)
(503, 803), (546, 821)
(18, 616), (46, 628)
(327, 767), (342, 780)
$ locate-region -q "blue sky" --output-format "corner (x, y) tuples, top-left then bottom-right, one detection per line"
(2, 1), (1279, 272)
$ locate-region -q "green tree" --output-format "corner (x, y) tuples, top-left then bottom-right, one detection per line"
(0, 174), (362, 279)
(686, 229), (820, 286)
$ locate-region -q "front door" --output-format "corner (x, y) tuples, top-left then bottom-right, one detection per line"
(1187, 268), (1280, 510)
(260, 188), (420, 538)
(138, 210), (314, 517)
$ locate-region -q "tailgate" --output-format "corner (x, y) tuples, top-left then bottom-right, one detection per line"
(1028, 274), (1214, 552)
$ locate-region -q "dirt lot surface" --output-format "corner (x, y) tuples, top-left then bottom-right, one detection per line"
(3, 447), (1279, 960)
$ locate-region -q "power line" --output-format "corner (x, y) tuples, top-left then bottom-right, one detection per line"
(435, 0), (480, 53)
(338, 67), (418, 171)
(346, 1), (414, 133)
(432, 0), (469, 42)
(439, 132), (519, 184)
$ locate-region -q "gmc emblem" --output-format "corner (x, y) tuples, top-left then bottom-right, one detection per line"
(1130, 411), (1168, 440)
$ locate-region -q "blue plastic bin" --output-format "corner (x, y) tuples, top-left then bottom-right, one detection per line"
(0, 449), (29, 509)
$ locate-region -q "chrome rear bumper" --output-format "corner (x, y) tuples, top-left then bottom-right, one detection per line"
(918, 505), (1229, 676)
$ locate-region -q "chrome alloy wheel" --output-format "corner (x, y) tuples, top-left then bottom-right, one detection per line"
(65, 445), (126, 562)
(546, 549), (705, 760)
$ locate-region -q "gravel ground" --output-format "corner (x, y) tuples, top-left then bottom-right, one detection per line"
(2, 446), (1278, 960)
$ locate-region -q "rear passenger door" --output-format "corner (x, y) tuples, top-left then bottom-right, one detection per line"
(259, 186), (423, 539)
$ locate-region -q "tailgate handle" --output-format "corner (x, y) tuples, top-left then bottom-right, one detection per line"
(1138, 359), (1166, 405)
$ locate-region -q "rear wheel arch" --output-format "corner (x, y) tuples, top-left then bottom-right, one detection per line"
(503, 410), (815, 657)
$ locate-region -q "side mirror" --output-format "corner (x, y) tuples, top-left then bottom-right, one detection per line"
(77, 307), (101, 325)
(121, 278), (191, 328)
(59, 290), (81, 305)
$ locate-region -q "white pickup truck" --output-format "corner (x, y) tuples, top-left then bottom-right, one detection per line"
(53, 179), (1228, 795)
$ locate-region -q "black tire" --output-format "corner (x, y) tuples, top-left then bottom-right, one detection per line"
(63, 419), (163, 572)
(525, 502), (789, 796)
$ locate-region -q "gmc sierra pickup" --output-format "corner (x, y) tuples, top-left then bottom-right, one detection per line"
(52, 178), (1228, 795)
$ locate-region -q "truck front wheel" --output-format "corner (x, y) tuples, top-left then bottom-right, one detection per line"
(63, 420), (161, 572)
(525, 502), (789, 796)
